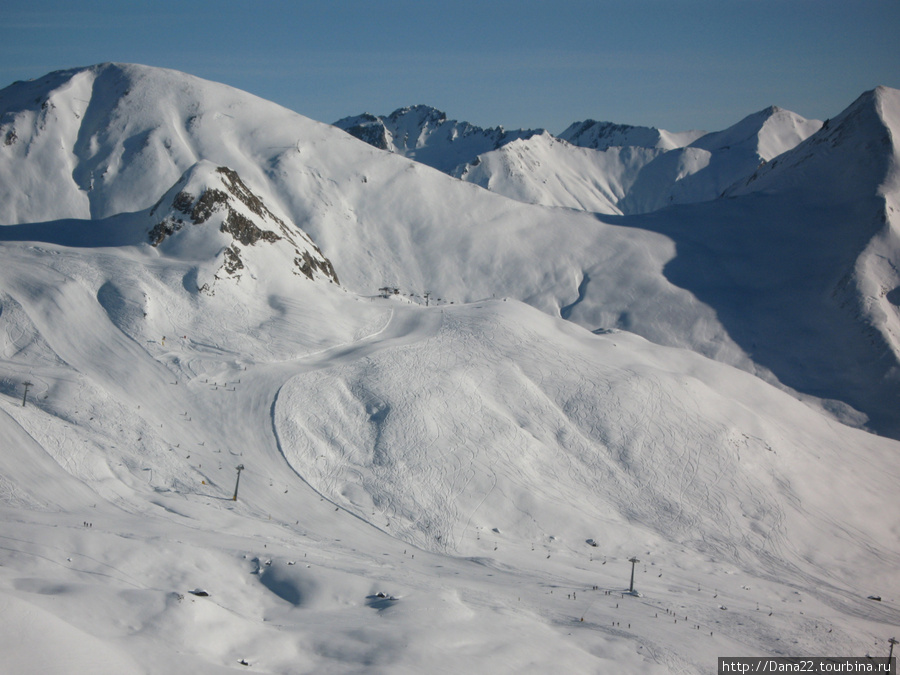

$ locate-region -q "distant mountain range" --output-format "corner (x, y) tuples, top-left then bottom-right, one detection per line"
(334, 104), (545, 174)
(336, 103), (823, 215)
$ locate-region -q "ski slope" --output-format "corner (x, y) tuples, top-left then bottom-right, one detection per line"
(0, 64), (899, 673)
(0, 228), (898, 673)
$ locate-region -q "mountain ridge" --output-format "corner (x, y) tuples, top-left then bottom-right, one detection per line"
(334, 103), (545, 174)
(338, 100), (822, 217)
(0, 63), (898, 674)
(558, 118), (705, 151)
(2, 64), (899, 437)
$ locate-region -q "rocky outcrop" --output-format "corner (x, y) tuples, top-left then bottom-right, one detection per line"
(149, 163), (339, 286)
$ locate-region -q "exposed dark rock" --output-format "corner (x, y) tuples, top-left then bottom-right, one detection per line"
(295, 249), (339, 283)
(148, 165), (340, 286)
(172, 190), (194, 215)
(222, 245), (244, 274)
(216, 166), (278, 223)
(148, 217), (185, 247)
(221, 211), (280, 247)
(191, 188), (228, 224)
(343, 123), (391, 150)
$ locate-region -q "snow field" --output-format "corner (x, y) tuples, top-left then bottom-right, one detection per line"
(0, 269), (898, 671)
(3, 65), (898, 437)
(0, 65), (899, 673)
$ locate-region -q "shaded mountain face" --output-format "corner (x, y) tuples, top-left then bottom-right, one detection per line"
(334, 104), (544, 174)
(606, 88), (900, 437)
(558, 118), (705, 151)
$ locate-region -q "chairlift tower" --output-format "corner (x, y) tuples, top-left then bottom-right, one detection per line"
(628, 556), (640, 594)
(21, 381), (32, 407)
(232, 464), (245, 501)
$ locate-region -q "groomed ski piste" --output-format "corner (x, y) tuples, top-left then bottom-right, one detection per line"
(0, 234), (897, 674)
(0, 63), (898, 673)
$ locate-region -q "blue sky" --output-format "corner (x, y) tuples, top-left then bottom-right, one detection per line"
(2, 0), (898, 134)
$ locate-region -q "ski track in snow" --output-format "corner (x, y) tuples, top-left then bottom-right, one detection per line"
(1, 271), (898, 672)
(0, 67), (899, 672)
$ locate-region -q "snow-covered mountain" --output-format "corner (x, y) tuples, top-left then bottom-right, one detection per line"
(1, 62), (898, 431)
(448, 105), (821, 215)
(451, 131), (661, 214)
(558, 118), (705, 151)
(148, 161), (339, 290)
(0, 63), (899, 674)
(618, 106), (822, 214)
(334, 104), (544, 174)
(343, 103), (821, 218)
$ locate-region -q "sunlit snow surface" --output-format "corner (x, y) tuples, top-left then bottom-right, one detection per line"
(0, 65), (899, 673)
(0, 235), (897, 673)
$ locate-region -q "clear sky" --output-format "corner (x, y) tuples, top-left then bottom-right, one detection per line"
(2, 0), (898, 134)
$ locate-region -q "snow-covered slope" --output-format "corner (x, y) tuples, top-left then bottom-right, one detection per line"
(721, 87), (900, 418)
(452, 106), (820, 216)
(0, 230), (897, 672)
(619, 106), (822, 214)
(0, 63), (741, 364)
(452, 132), (662, 214)
(1, 64), (898, 435)
(602, 88), (900, 437)
(334, 104), (544, 174)
(0, 62), (899, 674)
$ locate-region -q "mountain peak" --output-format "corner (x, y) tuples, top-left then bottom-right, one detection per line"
(333, 106), (544, 174)
(688, 104), (821, 160)
(149, 161), (339, 292)
(728, 86), (900, 200)
(386, 104), (448, 126)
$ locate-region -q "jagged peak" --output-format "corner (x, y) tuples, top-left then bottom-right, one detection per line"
(558, 119), (648, 148)
(386, 104), (448, 125)
(332, 105), (545, 174)
(335, 105), (543, 140)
